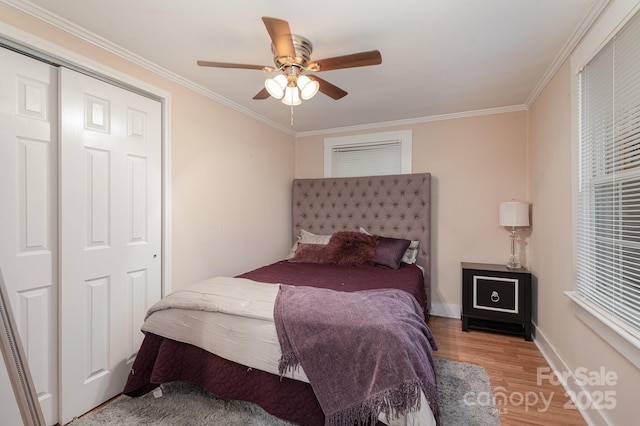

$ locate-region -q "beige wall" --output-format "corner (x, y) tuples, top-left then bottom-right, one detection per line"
(0, 3), (296, 291)
(171, 88), (295, 286)
(529, 58), (639, 425)
(295, 111), (529, 315)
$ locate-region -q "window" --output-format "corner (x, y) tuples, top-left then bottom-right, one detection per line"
(324, 130), (412, 177)
(573, 4), (640, 361)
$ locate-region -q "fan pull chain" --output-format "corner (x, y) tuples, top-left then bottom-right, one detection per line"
(290, 104), (294, 126)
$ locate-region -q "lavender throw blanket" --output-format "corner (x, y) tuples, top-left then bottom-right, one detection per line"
(274, 285), (440, 426)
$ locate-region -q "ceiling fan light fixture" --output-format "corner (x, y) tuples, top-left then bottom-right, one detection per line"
(265, 74), (287, 99)
(281, 85), (302, 106)
(198, 17), (384, 122)
(297, 75), (319, 100)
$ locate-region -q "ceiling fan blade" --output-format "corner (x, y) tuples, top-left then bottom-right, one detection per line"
(310, 76), (348, 100)
(253, 87), (270, 100)
(197, 60), (274, 72)
(262, 17), (296, 58)
(306, 50), (382, 72)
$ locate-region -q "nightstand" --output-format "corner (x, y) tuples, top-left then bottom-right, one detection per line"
(461, 262), (533, 341)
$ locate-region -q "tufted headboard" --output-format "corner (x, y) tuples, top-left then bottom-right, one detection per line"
(291, 173), (432, 311)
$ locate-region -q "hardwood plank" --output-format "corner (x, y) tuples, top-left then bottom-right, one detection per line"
(428, 315), (587, 426)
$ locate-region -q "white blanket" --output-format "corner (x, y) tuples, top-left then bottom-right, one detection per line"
(146, 276), (279, 321)
(142, 276), (309, 381)
(141, 276), (435, 426)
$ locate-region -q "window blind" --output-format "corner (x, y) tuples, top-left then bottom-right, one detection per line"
(577, 8), (640, 336)
(331, 141), (401, 178)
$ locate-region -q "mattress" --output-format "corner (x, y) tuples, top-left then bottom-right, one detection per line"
(140, 276), (308, 381)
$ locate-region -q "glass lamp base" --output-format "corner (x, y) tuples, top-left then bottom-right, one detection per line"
(506, 229), (521, 269)
(506, 260), (521, 270)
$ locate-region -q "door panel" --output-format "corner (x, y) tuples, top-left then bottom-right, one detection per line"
(0, 47), (58, 426)
(59, 68), (162, 423)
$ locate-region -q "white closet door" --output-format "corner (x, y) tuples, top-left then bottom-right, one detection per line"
(0, 47), (58, 426)
(59, 68), (162, 423)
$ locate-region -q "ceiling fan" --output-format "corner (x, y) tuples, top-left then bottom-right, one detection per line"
(197, 17), (382, 106)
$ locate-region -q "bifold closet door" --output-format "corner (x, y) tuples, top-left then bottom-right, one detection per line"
(0, 47), (59, 426)
(59, 68), (162, 424)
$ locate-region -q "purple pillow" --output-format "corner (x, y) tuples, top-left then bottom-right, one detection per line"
(376, 236), (411, 269)
(324, 231), (378, 266)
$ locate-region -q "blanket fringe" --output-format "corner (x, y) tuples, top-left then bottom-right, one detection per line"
(278, 354), (438, 425)
(278, 351), (299, 376)
(325, 380), (424, 426)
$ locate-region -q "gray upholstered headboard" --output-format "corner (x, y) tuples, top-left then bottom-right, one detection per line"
(291, 173), (431, 311)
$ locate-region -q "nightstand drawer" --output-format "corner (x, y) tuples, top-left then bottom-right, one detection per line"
(473, 275), (518, 314)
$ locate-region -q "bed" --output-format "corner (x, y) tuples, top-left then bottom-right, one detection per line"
(123, 173), (436, 426)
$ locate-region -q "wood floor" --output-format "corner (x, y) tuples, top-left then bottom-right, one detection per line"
(427, 315), (587, 426)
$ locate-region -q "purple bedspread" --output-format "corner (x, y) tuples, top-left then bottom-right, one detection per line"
(275, 285), (439, 426)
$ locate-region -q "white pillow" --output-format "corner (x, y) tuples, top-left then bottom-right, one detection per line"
(288, 229), (332, 258)
(299, 229), (332, 244)
(359, 227), (419, 264)
(401, 240), (420, 264)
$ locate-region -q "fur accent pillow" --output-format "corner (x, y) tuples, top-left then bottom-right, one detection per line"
(325, 231), (378, 266)
(288, 243), (333, 263)
(376, 236), (412, 269)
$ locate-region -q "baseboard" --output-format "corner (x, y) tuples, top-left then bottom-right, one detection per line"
(430, 303), (460, 318)
(534, 324), (613, 426)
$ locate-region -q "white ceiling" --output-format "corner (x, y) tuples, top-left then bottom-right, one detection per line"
(5, 0), (605, 134)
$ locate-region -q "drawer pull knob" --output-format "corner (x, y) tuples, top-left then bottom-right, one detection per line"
(491, 291), (500, 303)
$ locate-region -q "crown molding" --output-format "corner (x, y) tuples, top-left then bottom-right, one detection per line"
(295, 105), (528, 138)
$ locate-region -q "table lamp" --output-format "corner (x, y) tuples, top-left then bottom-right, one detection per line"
(499, 201), (530, 269)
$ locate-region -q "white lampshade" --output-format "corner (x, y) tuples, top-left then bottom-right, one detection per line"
(297, 75), (319, 100)
(265, 74), (287, 99)
(499, 201), (530, 227)
(281, 85), (301, 106)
